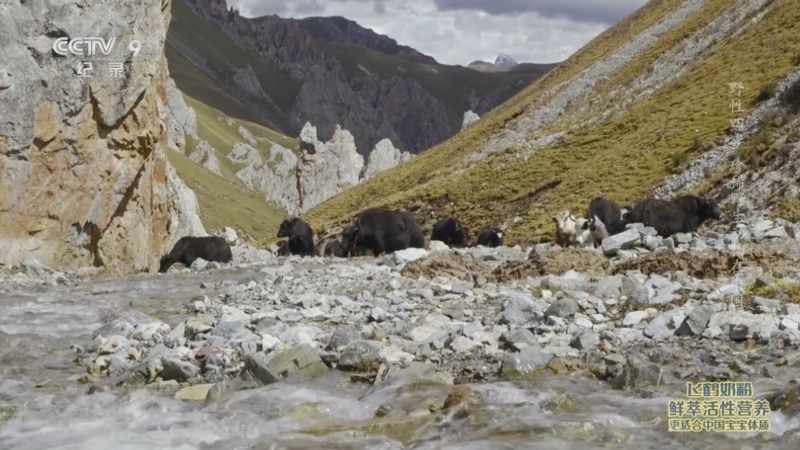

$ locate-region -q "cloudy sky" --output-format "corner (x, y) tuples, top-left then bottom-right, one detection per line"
(231, 0), (649, 66)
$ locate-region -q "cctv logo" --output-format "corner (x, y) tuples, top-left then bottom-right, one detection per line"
(52, 37), (116, 57)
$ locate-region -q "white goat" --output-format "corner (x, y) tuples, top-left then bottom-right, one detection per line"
(548, 210), (591, 247)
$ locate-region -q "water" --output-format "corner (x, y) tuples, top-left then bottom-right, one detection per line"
(1, 266), (799, 449)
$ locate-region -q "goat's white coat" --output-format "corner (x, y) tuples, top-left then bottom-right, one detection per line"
(553, 211), (592, 247)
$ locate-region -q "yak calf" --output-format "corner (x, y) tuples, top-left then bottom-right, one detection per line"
(585, 197), (627, 236)
(431, 217), (469, 248)
(476, 228), (503, 247)
(277, 217), (316, 257)
(324, 240), (346, 257)
(159, 236), (232, 273)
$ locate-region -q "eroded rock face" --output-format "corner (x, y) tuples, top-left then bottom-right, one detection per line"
(461, 110), (480, 131)
(166, 77), (198, 152)
(0, 0), (190, 274)
(363, 138), (412, 180)
(297, 123), (364, 211)
(224, 121), (413, 215)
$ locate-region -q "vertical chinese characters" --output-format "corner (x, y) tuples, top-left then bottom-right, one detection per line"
(729, 82), (745, 131)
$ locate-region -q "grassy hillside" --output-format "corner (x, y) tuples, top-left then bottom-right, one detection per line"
(306, 0), (800, 244)
(168, 89), (300, 244)
(167, 0), (554, 138)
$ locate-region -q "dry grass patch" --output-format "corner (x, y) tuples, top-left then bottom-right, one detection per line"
(401, 253), (489, 280)
(771, 197), (800, 223)
(746, 279), (800, 304)
(308, 0), (800, 247)
(612, 246), (798, 278)
(401, 248), (609, 283)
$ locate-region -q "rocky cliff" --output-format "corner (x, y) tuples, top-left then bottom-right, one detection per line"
(0, 0), (205, 274)
(163, 73), (410, 217)
(295, 16), (436, 64)
(225, 122), (412, 216)
(166, 0), (555, 159)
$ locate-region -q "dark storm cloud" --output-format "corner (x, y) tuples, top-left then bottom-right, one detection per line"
(374, 1), (386, 14)
(432, 0), (648, 25)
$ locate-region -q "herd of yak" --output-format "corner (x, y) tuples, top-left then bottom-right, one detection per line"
(157, 194), (723, 273)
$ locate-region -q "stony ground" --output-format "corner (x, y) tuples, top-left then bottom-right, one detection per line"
(4, 217), (800, 417)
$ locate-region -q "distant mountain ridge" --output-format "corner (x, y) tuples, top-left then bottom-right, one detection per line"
(467, 53), (520, 72)
(166, 0), (556, 157)
(494, 53), (518, 69)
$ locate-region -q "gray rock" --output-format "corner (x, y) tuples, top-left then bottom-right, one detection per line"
(327, 326), (360, 351)
(622, 310), (649, 327)
(545, 298), (579, 318)
(501, 328), (538, 348)
(448, 336), (481, 353)
(500, 345), (551, 379)
(594, 276), (622, 298)
(243, 352), (280, 386)
(765, 226), (789, 239)
(161, 357), (200, 382)
(92, 311), (160, 340)
(610, 354), (664, 390)
(268, 344), (328, 377)
(337, 340), (383, 371)
(675, 306), (714, 336)
(751, 297), (781, 314)
(602, 228), (640, 256)
(500, 293), (544, 325)
(672, 233), (692, 245)
(644, 310), (686, 340)
(571, 330), (598, 350)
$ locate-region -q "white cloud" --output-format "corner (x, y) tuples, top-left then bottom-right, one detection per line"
(231, 0), (646, 66)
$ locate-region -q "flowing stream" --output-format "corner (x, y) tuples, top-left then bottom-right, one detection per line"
(1, 265), (799, 449)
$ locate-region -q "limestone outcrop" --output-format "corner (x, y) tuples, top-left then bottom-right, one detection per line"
(165, 77), (198, 153)
(363, 138), (412, 180)
(223, 122), (412, 215)
(461, 110), (480, 131)
(0, 0), (202, 274)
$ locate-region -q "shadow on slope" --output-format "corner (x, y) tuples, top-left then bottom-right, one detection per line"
(167, 0), (299, 129)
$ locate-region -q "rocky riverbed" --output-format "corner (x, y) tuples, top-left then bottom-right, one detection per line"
(3, 220), (800, 449)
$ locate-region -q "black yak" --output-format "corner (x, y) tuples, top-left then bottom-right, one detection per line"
(585, 197), (627, 236)
(672, 195), (722, 232)
(627, 195), (722, 238)
(158, 236), (232, 273)
(476, 228), (503, 247)
(276, 217), (316, 257)
(430, 217), (469, 248)
(324, 240), (346, 257)
(344, 208), (425, 256)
